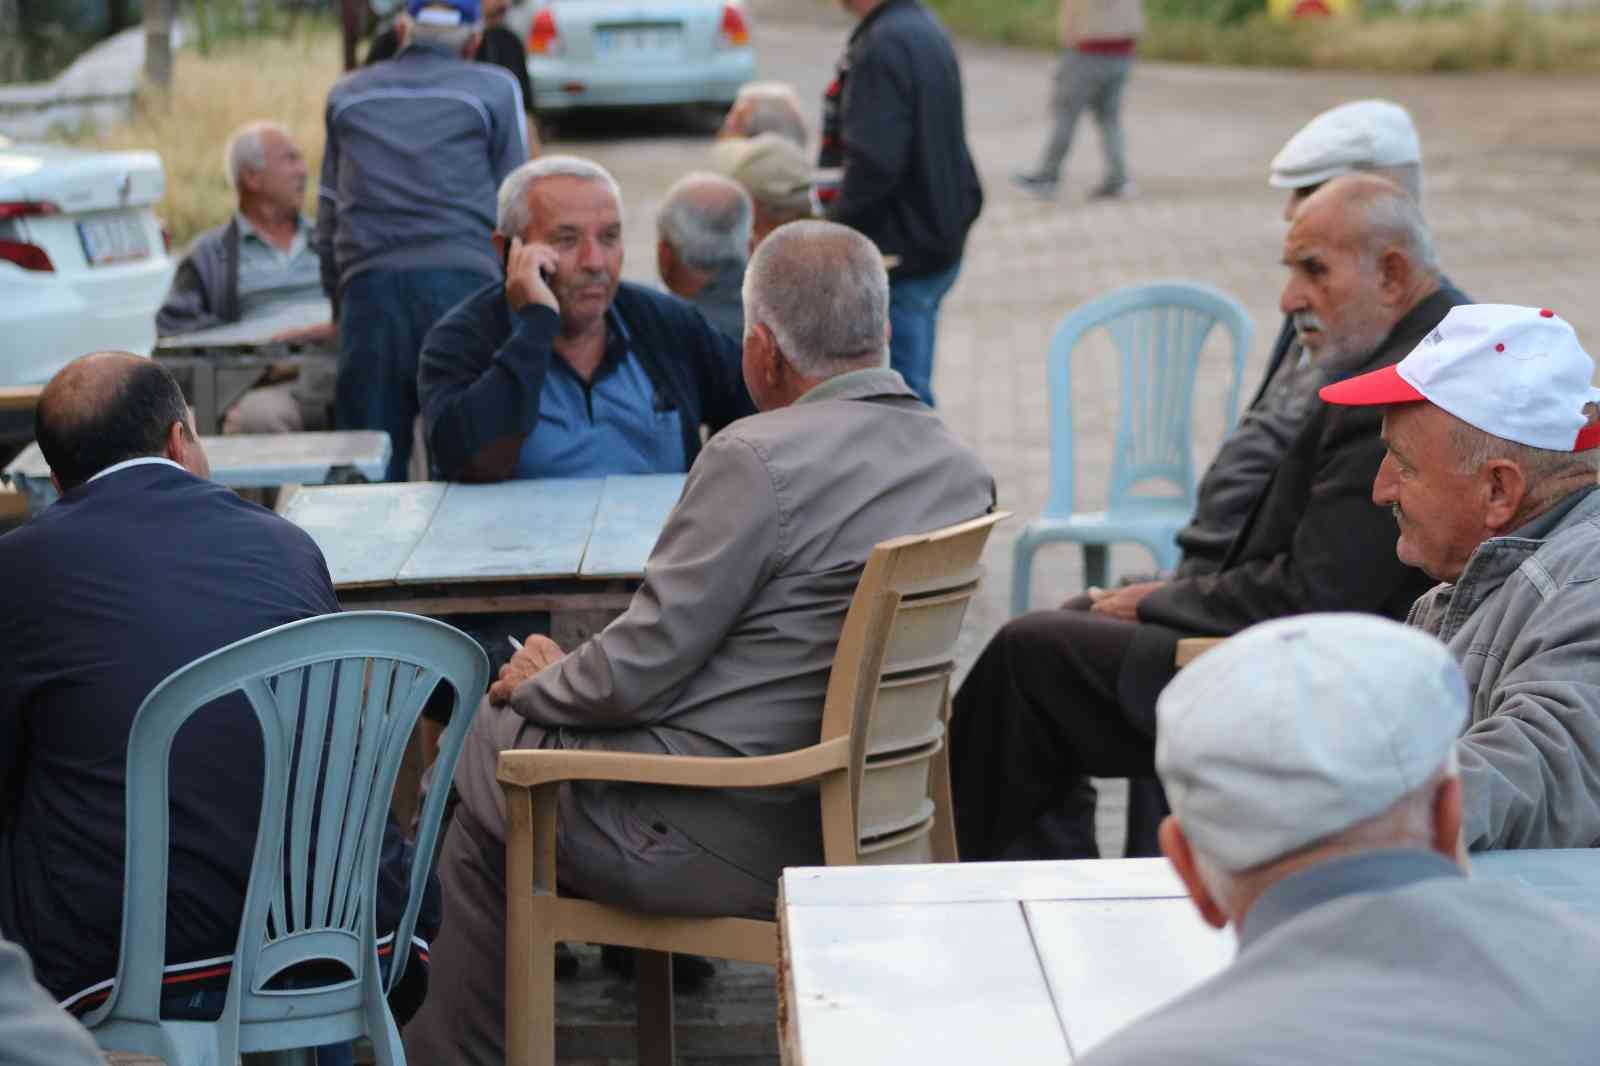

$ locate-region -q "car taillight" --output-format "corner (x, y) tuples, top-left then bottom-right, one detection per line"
(529, 8), (558, 54)
(0, 240), (53, 272)
(0, 201), (60, 220)
(719, 4), (749, 46)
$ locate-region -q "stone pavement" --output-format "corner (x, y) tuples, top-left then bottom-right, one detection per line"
(533, 7), (1600, 1060)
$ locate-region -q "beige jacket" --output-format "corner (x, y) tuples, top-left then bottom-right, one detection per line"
(1059, 0), (1145, 46)
(506, 366), (995, 880)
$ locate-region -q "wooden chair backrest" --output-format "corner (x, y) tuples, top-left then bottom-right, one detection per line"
(816, 512), (1008, 864)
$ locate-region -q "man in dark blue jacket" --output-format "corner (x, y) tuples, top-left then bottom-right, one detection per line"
(419, 156), (753, 482)
(0, 354), (435, 1044)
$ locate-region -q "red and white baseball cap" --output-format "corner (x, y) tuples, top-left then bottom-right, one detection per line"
(1319, 304), (1600, 452)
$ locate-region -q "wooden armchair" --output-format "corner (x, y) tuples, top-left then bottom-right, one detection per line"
(1175, 637), (1224, 667)
(496, 511), (1009, 1066)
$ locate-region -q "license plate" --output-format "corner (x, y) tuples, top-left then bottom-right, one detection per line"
(595, 22), (681, 54)
(78, 214), (150, 267)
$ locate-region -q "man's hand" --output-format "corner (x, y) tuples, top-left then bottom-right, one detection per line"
(269, 321), (337, 345)
(1087, 580), (1167, 622)
(488, 633), (566, 705)
(505, 237), (560, 315)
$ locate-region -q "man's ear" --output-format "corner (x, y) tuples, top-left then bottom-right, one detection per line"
(1481, 458), (1529, 533)
(163, 420), (188, 464)
(395, 14), (412, 47)
(1432, 772), (1468, 871)
(492, 231), (507, 262)
(1160, 816), (1230, 930)
(1378, 248), (1413, 306)
(465, 29), (483, 57)
(656, 239), (676, 285)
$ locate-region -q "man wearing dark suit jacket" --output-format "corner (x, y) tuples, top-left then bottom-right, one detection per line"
(951, 175), (1463, 861)
(0, 354), (433, 1039)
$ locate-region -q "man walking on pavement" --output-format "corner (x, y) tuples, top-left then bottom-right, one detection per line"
(819, 0), (983, 407)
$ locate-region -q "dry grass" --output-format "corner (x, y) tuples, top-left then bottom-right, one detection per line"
(69, 26), (343, 248)
(924, 0), (1600, 74)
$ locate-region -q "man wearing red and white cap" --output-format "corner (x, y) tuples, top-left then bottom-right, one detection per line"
(1322, 303), (1600, 851)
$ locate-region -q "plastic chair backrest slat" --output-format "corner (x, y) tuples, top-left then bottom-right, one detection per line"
(1042, 281), (1253, 518)
(85, 611), (488, 1064)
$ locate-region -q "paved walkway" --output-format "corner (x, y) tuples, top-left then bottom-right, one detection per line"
(554, 2), (1600, 867)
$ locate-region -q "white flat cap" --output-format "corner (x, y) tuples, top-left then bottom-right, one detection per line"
(1269, 99), (1422, 190)
(1155, 613), (1467, 873)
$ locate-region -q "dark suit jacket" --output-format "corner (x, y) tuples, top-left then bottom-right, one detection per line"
(1119, 287), (1467, 721)
(0, 462), (427, 1005)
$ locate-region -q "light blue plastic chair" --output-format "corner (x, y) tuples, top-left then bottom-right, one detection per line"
(83, 611), (490, 1066)
(1011, 281), (1253, 614)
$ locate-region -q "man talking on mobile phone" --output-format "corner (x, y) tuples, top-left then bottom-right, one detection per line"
(418, 156), (755, 482)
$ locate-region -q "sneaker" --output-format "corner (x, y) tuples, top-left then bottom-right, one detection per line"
(1088, 180), (1136, 201)
(1010, 171), (1059, 200)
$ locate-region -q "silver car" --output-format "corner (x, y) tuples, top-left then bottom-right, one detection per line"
(503, 0), (755, 115)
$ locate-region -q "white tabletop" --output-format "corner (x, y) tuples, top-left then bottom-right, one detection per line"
(780, 851), (1600, 1064)
(280, 474), (686, 589)
(3, 431), (390, 504)
(156, 299), (332, 350)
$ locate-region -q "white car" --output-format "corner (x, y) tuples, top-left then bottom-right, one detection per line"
(0, 136), (174, 387)
(503, 0), (755, 116)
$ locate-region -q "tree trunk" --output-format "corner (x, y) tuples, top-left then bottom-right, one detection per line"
(341, 0), (363, 70)
(143, 0), (174, 89)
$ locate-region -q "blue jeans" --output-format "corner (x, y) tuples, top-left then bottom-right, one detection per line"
(888, 261), (962, 406)
(336, 268), (491, 481)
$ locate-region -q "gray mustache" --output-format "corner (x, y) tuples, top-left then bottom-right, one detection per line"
(1293, 311), (1325, 335)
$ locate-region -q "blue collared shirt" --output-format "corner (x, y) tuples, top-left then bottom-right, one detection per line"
(513, 307), (688, 478)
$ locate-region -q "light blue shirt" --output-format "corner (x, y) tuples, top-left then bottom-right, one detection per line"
(513, 311), (688, 479)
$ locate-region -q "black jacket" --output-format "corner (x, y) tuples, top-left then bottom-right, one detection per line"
(821, 0), (983, 279)
(1119, 287), (1467, 719)
(0, 464), (438, 1007)
(419, 280), (755, 481)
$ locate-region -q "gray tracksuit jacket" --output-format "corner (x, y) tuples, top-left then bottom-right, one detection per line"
(1408, 485), (1600, 849)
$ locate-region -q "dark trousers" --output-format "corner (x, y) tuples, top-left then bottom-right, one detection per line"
(336, 267), (490, 481)
(950, 604), (1161, 861)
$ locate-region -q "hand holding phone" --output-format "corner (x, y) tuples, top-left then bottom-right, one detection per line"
(504, 236), (560, 315)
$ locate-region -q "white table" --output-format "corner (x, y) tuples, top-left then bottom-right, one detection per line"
(778, 851), (1600, 1065)
(155, 299), (334, 434)
(279, 474), (685, 646)
(2, 430), (390, 512)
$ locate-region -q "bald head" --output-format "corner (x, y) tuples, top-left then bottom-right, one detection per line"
(1294, 172), (1437, 275)
(35, 352), (204, 490)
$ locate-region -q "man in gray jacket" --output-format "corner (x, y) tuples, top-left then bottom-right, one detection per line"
(402, 220), (994, 1064)
(1322, 304), (1600, 850)
(316, 0), (526, 479)
(1079, 613), (1600, 1066)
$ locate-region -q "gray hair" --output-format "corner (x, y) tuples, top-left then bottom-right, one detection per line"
(1194, 750), (1459, 914)
(408, 13), (479, 54)
(743, 220), (888, 378)
(1449, 417), (1600, 485)
(731, 82), (808, 149)
(496, 155), (624, 237)
(1370, 161), (1423, 207)
(222, 120), (289, 190)
(657, 172), (752, 273)
(1346, 175), (1439, 275)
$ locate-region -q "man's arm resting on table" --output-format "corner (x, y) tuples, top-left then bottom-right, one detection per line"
(508, 431), (780, 727)
(420, 300), (560, 482)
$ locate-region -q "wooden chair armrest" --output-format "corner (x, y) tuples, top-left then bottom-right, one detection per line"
(498, 736), (850, 790)
(1175, 637), (1225, 668)
(0, 385), (42, 413)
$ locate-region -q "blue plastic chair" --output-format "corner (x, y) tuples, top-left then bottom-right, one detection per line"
(83, 612), (490, 1066)
(1011, 281), (1253, 615)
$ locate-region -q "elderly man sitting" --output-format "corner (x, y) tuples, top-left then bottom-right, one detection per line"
(710, 132), (816, 250)
(401, 220), (995, 1064)
(656, 172), (752, 340)
(419, 156), (752, 481)
(1321, 304), (1600, 850)
(156, 120), (335, 434)
(952, 174), (1462, 861)
(1077, 613), (1600, 1066)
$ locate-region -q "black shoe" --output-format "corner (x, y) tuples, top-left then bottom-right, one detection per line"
(555, 942), (579, 979)
(599, 945), (716, 989)
(1088, 180), (1136, 201)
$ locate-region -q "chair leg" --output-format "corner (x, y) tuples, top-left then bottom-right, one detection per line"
(1010, 535), (1038, 617)
(1083, 543), (1109, 589)
(636, 950), (676, 1066)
